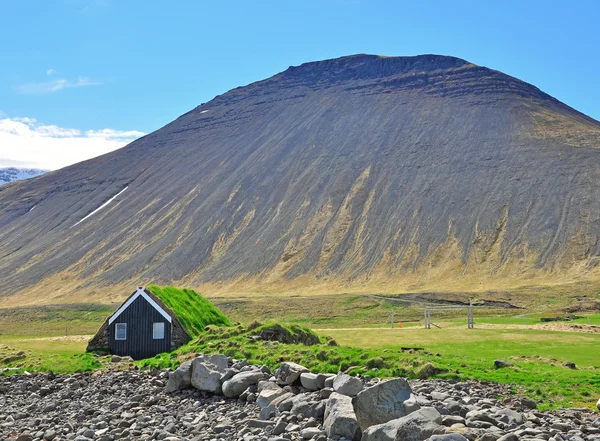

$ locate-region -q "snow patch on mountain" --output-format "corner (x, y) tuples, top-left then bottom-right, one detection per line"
(0, 167), (48, 186)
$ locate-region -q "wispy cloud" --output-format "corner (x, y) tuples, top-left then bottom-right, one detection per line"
(0, 117), (145, 170)
(46, 68), (56, 76)
(15, 76), (103, 95)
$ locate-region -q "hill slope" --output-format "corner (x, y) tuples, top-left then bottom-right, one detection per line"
(1, 54), (600, 304)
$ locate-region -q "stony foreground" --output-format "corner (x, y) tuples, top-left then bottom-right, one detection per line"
(0, 358), (599, 441)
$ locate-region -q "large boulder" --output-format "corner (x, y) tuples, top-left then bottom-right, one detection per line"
(300, 372), (320, 391)
(353, 378), (420, 430)
(165, 360), (193, 393)
(274, 362), (309, 385)
(190, 354), (229, 393)
(597, 398), (600, 411)
(361, 407), (443, 441)
(324, 392), (361, 441)
(256, 381), (288, 408)
(332, 373), (363, 397)
(291, 398), (326, 420)
(222, 370), (269, 397)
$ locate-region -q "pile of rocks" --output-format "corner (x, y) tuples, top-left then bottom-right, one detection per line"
(0, 354), (599, 441)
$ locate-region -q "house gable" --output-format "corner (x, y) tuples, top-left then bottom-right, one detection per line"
(108, 286), (172, 325)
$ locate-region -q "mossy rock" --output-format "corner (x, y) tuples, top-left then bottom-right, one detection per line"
(417, 362), (447, 379)
(254, 323), (320, 346)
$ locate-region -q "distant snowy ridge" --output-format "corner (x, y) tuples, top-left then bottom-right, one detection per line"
(0, 167), (48, 185)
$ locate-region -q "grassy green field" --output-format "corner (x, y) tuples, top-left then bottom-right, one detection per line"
(0, 298), (598, 410)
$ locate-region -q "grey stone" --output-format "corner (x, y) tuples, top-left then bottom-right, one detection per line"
(317, 374), (335, 389)
(291, 399), (325, 420)
(257, 382), (287, 408)
(353, 378), (420, 430)
(165, 360), (193, 392)
(361, 407), (443, 441)
(494, 360), (513, 368)
(300, 373), (320, 391)
(494, 408), (523, 426)
(43, 430), (56, 441)
(301, 427), (323, 439)
(275, 362), (309, 385)
(332, 373), (363, 397)
(430, 391), (451, 401)
(191, 354), (229, 393)
(246, 419), (275, 429)
(222, 370), (269, 397)
(442, 415), (466, 426)
(429, 435), (470, 441)
(496, 434), (520, 441)
(323, 392), (361, 441)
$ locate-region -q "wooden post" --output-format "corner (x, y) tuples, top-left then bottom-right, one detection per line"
(391, 309), (394, 329)
(467, 299), (474, 329)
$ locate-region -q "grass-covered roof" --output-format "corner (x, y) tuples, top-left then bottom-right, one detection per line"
(147, 285), (231, 336)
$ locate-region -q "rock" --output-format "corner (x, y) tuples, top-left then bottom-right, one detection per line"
(260, 403), (279, 420)
(323, 392), (361, 441)
(300, 372), (320, 391)
(519, 397), (537, 409)
(301, 427), (324, 439)
(324, 376), (335, 388)
(257, 382), (287, 408)
(442, 415), (466, 426)
(496, 434), (520, 441)
(222, 370), (269, 397)
(495, 408), (523, 426)
(191, 354), (229, 393)
(361, 407), (443, 441)
(417, 363), (445, 379)
(165, 360), (193, 392)
(429, 435), (470, 441)
(42, 430), (56, 441)
(15, 435), (33, 441)
(332, 373), (363, 397)
(274, 362), (309, 385)
(494, 360), (513, 369)
(317, 373), (335, 389)
(353, 377), (420, 430)
(291, 398), (325, 420)
(563, 361), (577, 369)
(431, 391), (450, 401)
(597, 398), (600, 411)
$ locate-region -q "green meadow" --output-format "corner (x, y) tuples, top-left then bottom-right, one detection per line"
(0, 298), (598, 410)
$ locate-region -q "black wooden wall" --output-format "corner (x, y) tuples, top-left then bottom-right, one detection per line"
(108, 295), (171, 359)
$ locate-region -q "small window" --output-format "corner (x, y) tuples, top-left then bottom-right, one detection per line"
(153, 322), (165, 340)
(115, 323), (127, 340)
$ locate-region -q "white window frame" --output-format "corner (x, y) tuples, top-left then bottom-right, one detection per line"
(153, 322), (165, 340)
(115, 323), (127, 341)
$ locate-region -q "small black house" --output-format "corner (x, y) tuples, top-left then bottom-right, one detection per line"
(87, 286), (191, 359)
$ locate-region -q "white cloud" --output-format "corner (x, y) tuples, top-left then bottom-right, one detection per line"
(15, 77), (103, 95)
(47, 69), (56, 76)
(0, 117), (145, 170)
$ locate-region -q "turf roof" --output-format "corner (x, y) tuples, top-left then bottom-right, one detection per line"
(147, 285), (231, 336)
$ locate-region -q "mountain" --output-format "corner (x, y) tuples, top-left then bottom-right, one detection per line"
(0, 167), (47, 186)
(1, 54), (600, 305)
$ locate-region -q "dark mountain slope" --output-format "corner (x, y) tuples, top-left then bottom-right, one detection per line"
(1, 54), (600, 303)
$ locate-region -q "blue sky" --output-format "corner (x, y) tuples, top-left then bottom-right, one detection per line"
(1, 0), (599, 169)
